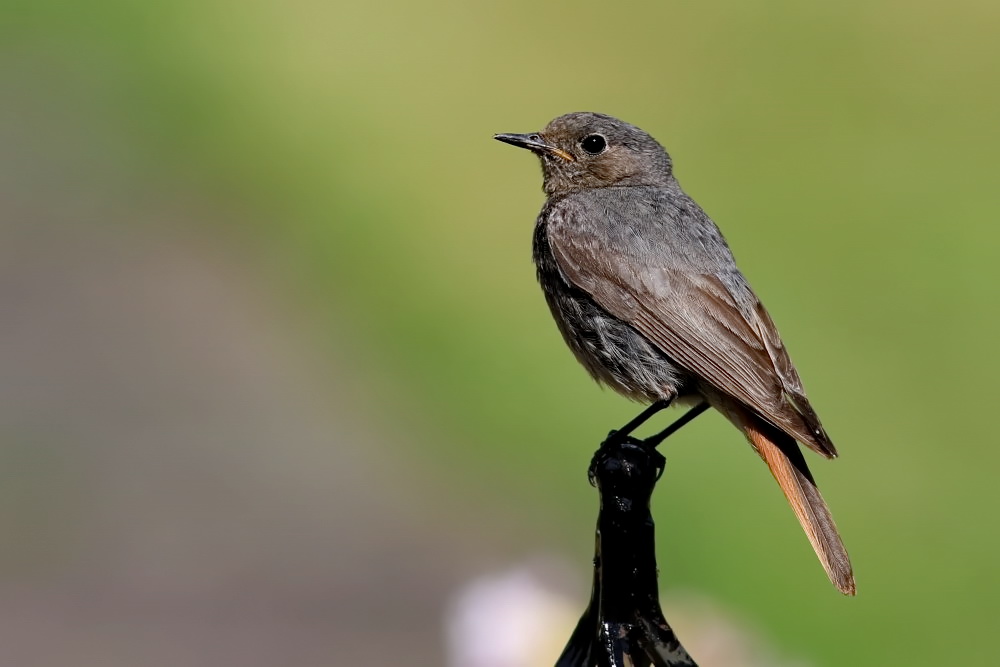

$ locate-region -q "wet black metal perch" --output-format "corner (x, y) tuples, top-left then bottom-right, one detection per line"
(555, 432), (698, 667)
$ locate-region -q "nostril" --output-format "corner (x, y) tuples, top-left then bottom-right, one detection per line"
(529, 134), (542, 142)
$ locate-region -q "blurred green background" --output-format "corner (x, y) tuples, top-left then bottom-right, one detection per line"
(2, 0), (998, 665)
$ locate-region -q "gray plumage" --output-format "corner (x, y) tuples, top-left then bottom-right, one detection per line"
(496, 112), (855, 595)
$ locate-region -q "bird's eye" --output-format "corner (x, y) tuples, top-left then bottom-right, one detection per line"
(580, 134), (607, 155)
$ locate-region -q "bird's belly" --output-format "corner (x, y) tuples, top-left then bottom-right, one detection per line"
(539, 271), (692, 404)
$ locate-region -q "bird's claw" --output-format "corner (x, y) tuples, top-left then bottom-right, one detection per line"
(589, 429), (663, 485)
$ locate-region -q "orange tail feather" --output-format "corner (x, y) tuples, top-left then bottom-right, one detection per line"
(737, 411), (855, 595)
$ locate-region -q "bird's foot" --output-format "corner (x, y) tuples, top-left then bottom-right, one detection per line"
(589, 430), (666, 485)
(589, 429), (661, 485)
(588, 400), (708, 484)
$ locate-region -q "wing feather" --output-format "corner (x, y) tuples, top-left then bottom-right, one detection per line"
(547, 192), (836, 457)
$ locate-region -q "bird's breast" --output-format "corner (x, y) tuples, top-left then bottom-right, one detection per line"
(532, 206), (689, 403)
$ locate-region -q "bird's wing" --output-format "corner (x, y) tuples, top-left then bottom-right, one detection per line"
(546, 196), (836, 458)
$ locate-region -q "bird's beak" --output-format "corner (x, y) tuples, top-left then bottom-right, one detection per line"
(494, 133), (575, 162)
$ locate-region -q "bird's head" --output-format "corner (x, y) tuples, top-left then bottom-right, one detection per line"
(495, 112), (674, 196)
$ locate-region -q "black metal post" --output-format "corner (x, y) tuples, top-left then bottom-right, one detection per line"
(555, 434), (697, 667)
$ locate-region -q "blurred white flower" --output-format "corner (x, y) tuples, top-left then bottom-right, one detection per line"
(445, 563), (578, 667)
(445, 562), (811, 667)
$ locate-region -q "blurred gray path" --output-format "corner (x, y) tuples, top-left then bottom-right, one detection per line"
(0, 74), (473, 666)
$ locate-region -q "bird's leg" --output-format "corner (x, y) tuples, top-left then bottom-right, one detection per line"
(592, 399), (708, 484)
(590, 398), (667, 485)
(610, 398), (674, 441)
(643, 401), (709, 448)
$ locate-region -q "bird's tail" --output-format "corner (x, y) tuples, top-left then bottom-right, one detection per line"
(732, 408), (856, 595)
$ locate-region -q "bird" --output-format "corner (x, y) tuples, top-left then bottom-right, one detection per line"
(494, 112), (855, 595)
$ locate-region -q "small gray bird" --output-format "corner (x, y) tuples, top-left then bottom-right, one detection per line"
(495, 112), (855, 595)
